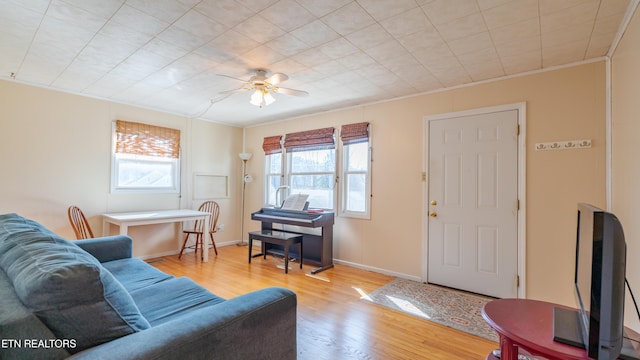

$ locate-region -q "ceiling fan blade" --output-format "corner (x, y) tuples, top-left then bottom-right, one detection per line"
(219, 87), (252, 94)
(216, 74), (249, 83)
(266, 72), (288, 85)
(274, 87), (308, 96)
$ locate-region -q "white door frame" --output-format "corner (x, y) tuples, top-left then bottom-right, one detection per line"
(422, 102), (527, 299)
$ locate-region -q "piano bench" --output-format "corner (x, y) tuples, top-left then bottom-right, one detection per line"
(248, 230), (303, 274)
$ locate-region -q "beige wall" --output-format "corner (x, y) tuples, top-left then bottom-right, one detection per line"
(612, 6), (640, 331)
(245, 61), (607, 307)
(1, 45), (628, 326)
(0, 80), (244, 258)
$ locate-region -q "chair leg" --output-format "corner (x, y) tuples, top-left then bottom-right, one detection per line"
(194, 233), (200, 260)
(210, 233), (218, 255)
(178, 233), (191, 259)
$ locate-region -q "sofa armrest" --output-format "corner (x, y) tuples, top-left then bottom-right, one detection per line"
(74, 236), (133, 263)
(67, 287), (297, 360)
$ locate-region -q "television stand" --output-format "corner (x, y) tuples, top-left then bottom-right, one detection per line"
(553, 307), (640, 360)
(552, 307), (585, 348)
(482, 299), (640, 360)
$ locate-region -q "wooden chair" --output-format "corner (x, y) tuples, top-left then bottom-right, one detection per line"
(179, 201), (220, 260)
(67, 205), (95, 240)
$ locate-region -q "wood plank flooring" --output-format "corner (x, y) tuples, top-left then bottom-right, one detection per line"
(150, 245), (498, 359)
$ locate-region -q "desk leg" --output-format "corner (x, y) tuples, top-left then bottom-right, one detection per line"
(500, 335), (519, 360)
(202, 216), (210, 262)
(120, 224), (128, 236)
(102, 220), (110, 237)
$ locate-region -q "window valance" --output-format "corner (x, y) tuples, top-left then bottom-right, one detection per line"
(262, 135), (283, 155)
(115, 120), (180, 158)
(284, 127), (335, 152)
(341, 122), (369, 145)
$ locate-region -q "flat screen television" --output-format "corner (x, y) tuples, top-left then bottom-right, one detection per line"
(554, 203), (630, 359)
(575, 203), (626, 359)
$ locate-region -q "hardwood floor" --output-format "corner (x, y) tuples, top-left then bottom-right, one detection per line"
(150, 245), (497, 359)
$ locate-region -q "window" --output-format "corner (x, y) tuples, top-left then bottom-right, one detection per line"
(263, 135), (283, 207)
(341, 122), (370, 218)
(111, 120), (181, 193)
(265, 153), (283, 206)
(287, 148), (336, 209)
(284, 127), (336, 210)
(263, 128), (337, 210)
(263, 124), (371, 215)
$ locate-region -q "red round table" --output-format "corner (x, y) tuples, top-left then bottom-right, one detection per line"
(482, 298), (590, 360)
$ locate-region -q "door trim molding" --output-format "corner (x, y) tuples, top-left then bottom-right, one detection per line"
(422, 102), (527, 298)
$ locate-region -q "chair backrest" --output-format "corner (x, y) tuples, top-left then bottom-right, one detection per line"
(196, 201), (220, 233)
(67, 206), (95, 240)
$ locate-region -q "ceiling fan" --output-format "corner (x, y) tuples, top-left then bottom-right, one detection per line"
(218, 69), (309, 108)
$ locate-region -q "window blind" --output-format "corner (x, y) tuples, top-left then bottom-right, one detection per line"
(283, 127), (335, 152)
(262, 135), (283, 155)
(115, 120), (180, 158)
(341, 122), (369, 145)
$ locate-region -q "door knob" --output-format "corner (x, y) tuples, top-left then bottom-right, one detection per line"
(429, 211), (438, 217)
(430, 200), (437, 206)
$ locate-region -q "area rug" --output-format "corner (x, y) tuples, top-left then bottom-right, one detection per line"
(364, 278), (498, 342)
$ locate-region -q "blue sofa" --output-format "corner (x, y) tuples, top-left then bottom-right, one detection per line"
(0, 213), (297, 359)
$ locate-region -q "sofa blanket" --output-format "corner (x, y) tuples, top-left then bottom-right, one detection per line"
(0, 213), (297, 360)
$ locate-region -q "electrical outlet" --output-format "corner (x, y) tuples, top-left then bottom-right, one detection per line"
(217, 224), (224, 231)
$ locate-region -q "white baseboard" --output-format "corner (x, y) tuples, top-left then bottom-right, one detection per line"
(138, 240), (244, 260)
(218, 240), (244, 247)
(138, 251), (180, 261)
(137, 244), (422, 284)
(333, 258), (422, 283)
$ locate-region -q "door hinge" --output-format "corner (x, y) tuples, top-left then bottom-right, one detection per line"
(517, 199), (520, 210)
(517, 275), (520, 287)
(421, 172), (426, 181)
(516, 124), (520, 135)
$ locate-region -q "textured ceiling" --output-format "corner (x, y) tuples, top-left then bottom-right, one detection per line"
(0, 0), (633, 127)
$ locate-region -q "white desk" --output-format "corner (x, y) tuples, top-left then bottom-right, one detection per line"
(102, 209), (212, 262)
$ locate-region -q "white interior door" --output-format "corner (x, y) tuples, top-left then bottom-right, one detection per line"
(427, 109), (519, 298)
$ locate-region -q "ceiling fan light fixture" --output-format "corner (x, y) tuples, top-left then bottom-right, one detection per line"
(249, 87), (276, 108)
(263, 91), (276, 106)
(219, 69), (305, 108)
(250, 89), (263, 107)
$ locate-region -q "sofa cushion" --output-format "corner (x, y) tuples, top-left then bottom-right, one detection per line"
(129, 277), (225, 326)
(0, 213), (150, 353)
(103, 258), (174, 292)
(0, 268), (71, 359)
